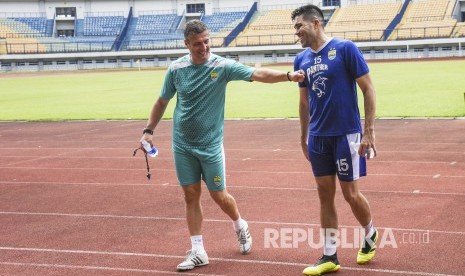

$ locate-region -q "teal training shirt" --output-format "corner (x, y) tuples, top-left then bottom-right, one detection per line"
(160, 53), (255, 149)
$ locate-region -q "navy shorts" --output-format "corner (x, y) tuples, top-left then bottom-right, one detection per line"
(308, 133), (366, 182)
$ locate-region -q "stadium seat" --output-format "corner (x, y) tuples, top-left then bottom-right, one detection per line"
(390, 0), (457, 40)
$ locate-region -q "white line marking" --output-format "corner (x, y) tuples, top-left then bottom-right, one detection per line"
(450, 161), (457, 165)
(3, 154), (464, 164)
(0, 261), (221, 275)
(0, 211), (463, 235)
(433, 174), (441, 179)
(1, 181), (464, 196)
(2, 148), (86, 167)
(1, 167), (464, 178)
(0, 248), (460, 276)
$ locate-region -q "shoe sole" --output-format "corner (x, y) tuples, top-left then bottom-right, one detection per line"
(177, 262), (209, 271)
(240, 241), (252, 255)
(241, 248), (251, 255)
(302, 264), (340, 275)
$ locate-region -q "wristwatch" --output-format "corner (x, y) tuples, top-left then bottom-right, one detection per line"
(143, 128), (153, 135)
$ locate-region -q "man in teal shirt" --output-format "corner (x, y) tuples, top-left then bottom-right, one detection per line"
(140, 20), (304, 271)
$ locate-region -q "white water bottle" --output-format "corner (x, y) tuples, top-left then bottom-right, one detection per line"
(350, 142), (375, 159)
(141, 140), (158, 157)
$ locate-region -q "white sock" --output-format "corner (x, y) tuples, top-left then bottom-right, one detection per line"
(190, 235), (205, 253)
(323, 228), (337, 256)
(363, 220), (375, 238)
(232, 217), (247, 232)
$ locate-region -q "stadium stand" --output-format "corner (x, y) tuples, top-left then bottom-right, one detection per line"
(325, 1), (403, 41)
(128, 32), (184, 50)
(0, 0), (464, 60)
(232, 8), (296, 46)
(389, 0), (457, 40)
(0, 40), (6, 54)
(203, 10), (248, 47)
(127, 9), (248, 50)
(202, 11), (248, 33)
(453, 22), (465, 37)
(83, 15), (125, 36)
(5, 37), (47, 54)
(0, 11), (126, 53)
(134, 13), (177, 34)
(0, 16), (46, 38)
(0, 15), (49, 54)
(127, 11), (182, 50)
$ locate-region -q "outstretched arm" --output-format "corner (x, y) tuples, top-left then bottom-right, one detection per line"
(250, 68), (305, 83)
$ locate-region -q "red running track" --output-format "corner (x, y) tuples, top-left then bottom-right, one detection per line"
(0, 119), (464, 276)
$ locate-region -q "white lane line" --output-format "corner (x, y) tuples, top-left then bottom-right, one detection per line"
(1, 147), (464, 154)
(1, 167), (464, 178)
(0, 211), (463, 235)
(1, 148), (87, 167)
(0, 248), (459, 276)
(1, 181), (464, 196)
(2, 155), (464, 165)
(0, 261), (221, 275)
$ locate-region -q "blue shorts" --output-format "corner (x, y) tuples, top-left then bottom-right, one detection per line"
(308, 133), (366, 182)
(172, 143), (226, 191)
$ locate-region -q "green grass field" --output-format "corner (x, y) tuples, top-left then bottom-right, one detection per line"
(0, 59), (464, 121)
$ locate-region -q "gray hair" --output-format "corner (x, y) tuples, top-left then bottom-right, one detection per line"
(184, 19), (209, 39)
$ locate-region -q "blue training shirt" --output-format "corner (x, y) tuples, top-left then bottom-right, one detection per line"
(294, 38), (369, 136)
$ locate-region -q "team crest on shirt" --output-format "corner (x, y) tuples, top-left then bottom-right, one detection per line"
(213, 176), (222, 186)
(210, 71), (219, 81)
(328, 48), (337, 60)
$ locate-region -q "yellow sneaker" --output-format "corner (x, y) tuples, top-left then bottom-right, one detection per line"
(302, 254), (340, 275)
(357, 229), (379, 265)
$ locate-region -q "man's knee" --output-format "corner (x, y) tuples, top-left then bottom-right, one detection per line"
(210, 190), (232, 207)
(183, 184), (201, 204)
(342, 190), (361, 205)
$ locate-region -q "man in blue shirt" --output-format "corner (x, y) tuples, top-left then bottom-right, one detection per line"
(140, 20), (304, 272)
(292, 4), (378, 275)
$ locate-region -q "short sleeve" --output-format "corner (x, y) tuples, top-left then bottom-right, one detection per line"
(226, 60), (255, 82)
(159, 67), (176, 100)
(344, 41), (369, 79)
(294, 52), (307, 88)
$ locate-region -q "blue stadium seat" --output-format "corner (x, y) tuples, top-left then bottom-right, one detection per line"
(135, 14), (177, 34)
(83, 16), (125, 36)
(202, 11), (247, 33)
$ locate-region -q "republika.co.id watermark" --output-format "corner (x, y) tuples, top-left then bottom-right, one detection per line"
(263, 227), (430, 249)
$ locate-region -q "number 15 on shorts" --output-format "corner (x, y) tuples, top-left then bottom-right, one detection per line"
(336, 158), (349, 173)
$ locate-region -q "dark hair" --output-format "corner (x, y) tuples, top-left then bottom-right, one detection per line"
(184, 19), (208, 39)
(291, 4), (325, 26)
